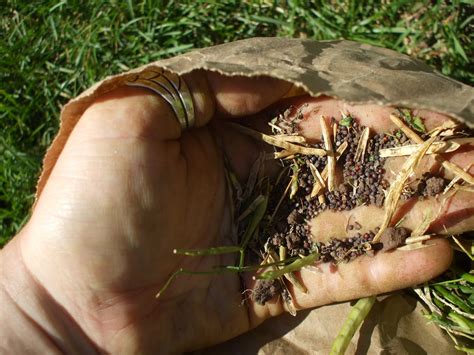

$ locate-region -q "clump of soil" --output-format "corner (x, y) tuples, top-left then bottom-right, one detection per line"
(379, 227), (410, 251)
(319, 230), (378, 263)
(402, 173), (449, 200)
(252, 279), (282, 305)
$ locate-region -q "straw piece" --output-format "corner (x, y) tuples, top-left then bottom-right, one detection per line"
(354, 127), (370, 162)
(397, 242), (432, 251)
(373, 135), (438, 242)
(230, 123), (326, 156)
(274, 150), (295, 159)
(379, 141), (460, 157)
(312, 141), (348, 196)
(390, 114), (423, 143)
(443, 161), (474, 185)
(272, 134), (307, 143)
(390, 114), (474, 186)
(405, 235), (432, 244)
(309, 162), (325, 198)
(320, 116), (336, 192)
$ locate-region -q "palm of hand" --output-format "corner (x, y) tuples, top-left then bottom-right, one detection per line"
(14, 74), (467, 353)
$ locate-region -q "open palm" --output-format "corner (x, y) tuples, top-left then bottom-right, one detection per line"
(5, 72), (471, 353)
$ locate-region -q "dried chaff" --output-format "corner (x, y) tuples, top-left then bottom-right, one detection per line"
(290, 163), (300, 199)
(405, 235), (432, 244)
(332, 121), (338, 140)
(272, 134), (307, 143)
(230, 123), (326, 156)
(454, 184), (474, 193)
(397, 241), (432, 251)
(320, 116), (336, 191)
(390, 114), (423, 143)
(354, 127), (370, 162)
(444, 164), (473, 195)
(311, 141), (348, 196)
(373, 135), (438, 242)
(274, 150), (295, 159)
(379, 140), (460, 157)
(443, 161), (474, 186)
(308, 162), (325, 198)
(428, 120), (459, 137)
(390, 114), (474, 186)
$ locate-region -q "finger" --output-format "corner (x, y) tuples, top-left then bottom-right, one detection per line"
(206, 72), (292, 117)
(247, 238), (452, 326)
(310, 189), (474, 241)
(275, 95), (455, 137)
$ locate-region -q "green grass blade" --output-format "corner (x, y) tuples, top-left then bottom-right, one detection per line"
(256, 253), (319, 280)
(330, 296), (376, 355)
(173, 246), (242, 256)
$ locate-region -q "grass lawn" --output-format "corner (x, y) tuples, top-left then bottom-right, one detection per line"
(0, 0), (472, 246)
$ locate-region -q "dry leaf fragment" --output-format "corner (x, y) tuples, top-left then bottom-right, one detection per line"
(354, 127), (370, 162)
(312, 141), (348, 196)
(405, 235), (432, 244)
(379, 141), (460, 157)
(320, 116), (336, 192)
(390, 114), (474, 186)
(390, 114), (423, 143)
(272, 134), (307, 143)
(397, 242), (432, 251)
(231, 123), (326, 156)
(373, 135), (438, 242)
(442, 161), (474, 186)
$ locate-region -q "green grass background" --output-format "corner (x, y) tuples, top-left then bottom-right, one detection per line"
(1, 0), (472, 246)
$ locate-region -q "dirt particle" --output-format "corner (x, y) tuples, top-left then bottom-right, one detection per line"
(252, 279), (282, 305)
(421, 175), (446, 197)
(380, 227), (409, 251)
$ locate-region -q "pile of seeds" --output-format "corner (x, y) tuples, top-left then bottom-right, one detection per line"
(259, 116), (420, 263)
(248, 109), (471, 306)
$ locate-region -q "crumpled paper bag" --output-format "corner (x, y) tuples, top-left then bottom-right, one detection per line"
(36, 38), (473, 354)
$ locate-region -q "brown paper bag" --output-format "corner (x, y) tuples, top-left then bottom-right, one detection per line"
(36, 38), (473, 354)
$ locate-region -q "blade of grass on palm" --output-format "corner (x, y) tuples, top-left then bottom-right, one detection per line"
(239, 195), (268, 267)
(174, 245), (242, 256)
(256, 252), (319, 280)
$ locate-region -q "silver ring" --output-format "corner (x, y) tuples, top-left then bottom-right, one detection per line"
(125, 69), (195, 130)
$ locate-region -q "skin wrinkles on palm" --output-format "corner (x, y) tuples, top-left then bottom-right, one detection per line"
(8, 73), (472, 353)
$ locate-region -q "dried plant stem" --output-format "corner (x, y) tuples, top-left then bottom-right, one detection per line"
(312, 141), (348, 196)
(320, 116), (336, 191)
(272, 134), (307, 143)
(443, 161), (474, 185)
(373, 135), (437, 242)
(379, 140), (460, 157)
(230, 123), (326, 156)
(354, 127), (370, 162)
(390, 114), (425, 143)
(390, 114), (474, 185)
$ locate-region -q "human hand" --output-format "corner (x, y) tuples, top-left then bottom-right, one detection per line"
(1, 72), (472, 353)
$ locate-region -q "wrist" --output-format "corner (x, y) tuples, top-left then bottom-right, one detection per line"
(0, 236), (98, 353)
